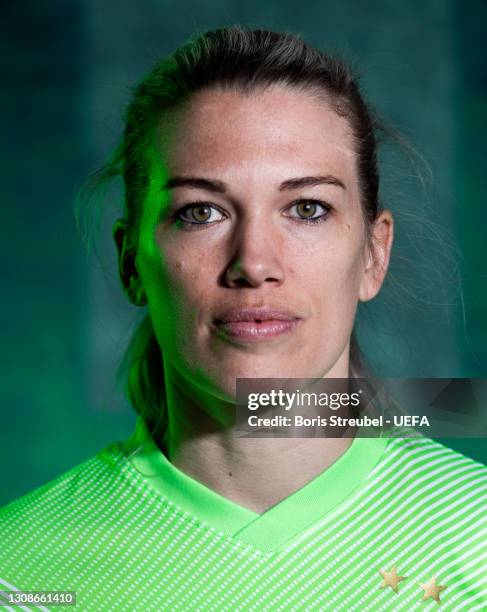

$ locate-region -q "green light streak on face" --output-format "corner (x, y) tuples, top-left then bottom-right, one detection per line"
(137, 148), (170, 264)
(136, 147), (175, 326)
(133, 140), (207, 392)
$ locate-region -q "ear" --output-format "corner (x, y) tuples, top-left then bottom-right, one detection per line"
(359, 210), (394, 302)
(113, 218), (147, 307)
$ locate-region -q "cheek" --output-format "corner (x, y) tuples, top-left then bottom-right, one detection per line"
(303, 237), (365, 316)
(137, 243), (182, 340)
(140, 242), (213, 342)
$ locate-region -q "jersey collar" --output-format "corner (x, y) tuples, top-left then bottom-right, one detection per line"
(120, 417), (389, 553)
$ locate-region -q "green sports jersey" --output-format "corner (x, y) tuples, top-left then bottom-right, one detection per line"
(1, 417), (486, 611)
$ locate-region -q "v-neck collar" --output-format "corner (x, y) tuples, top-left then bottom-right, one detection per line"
(120, 417), (389, 553)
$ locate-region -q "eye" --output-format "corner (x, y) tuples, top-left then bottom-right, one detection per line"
(286, 199), (331, 223)
(176, 202), (226, 225)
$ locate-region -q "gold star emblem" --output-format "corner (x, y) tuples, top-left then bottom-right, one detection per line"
(419, 576), (447, 603)
(379, 566), (407, 593)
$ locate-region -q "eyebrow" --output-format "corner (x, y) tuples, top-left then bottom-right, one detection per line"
(163, 174), (346, 192)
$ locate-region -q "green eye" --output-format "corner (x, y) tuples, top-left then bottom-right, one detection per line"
(190, 205), (212, 222)
(296, 201), (318, 218)
(177, 203), (225, 226)
(287, 200), (331, 223)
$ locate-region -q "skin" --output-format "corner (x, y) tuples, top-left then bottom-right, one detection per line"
(114, 85), (393, 513)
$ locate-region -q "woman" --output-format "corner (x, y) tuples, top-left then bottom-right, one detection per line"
(1, 27), (485, 611)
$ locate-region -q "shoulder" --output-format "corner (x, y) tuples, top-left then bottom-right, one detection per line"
(0, 442), (127, 544)
(0, 442), (141, 602)
(372, 435), (487, 520)
(383, 434), (487, 477)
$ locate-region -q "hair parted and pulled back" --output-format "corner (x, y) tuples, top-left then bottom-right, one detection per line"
(80, 26), (384, 437)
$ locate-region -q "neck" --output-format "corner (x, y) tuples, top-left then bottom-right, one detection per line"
(159, 354), (353, 514)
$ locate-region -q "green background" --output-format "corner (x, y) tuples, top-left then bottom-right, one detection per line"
(2, 0), (486, 505)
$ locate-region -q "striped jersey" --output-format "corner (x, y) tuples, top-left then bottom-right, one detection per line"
(1, 417), (486, 611)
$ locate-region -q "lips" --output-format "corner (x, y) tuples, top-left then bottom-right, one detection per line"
(213, 308), (301, 341)
(214, 308), (299, 323)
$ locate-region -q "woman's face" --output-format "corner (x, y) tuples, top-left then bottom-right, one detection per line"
(127, 85), (391, 400)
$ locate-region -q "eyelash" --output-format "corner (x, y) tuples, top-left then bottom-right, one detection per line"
(174, 199), (332, 228)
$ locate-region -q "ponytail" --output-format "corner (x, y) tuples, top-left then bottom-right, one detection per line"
(117, 314), (167, 440)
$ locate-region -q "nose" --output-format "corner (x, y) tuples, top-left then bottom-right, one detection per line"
(224, 217), (285, 288)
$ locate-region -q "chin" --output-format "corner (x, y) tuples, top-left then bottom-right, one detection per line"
(210, 360), (312, 396)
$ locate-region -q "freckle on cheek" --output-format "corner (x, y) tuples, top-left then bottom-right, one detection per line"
(172, 258), (189, 274)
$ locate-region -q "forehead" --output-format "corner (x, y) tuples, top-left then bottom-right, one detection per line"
(155, 86), (357, 180)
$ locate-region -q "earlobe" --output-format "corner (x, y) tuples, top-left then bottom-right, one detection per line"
(127, 276), (148, 307)
(358, 211), (394, 303)
(358, 248), (376, 303)
(113, 218), (147, 307)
